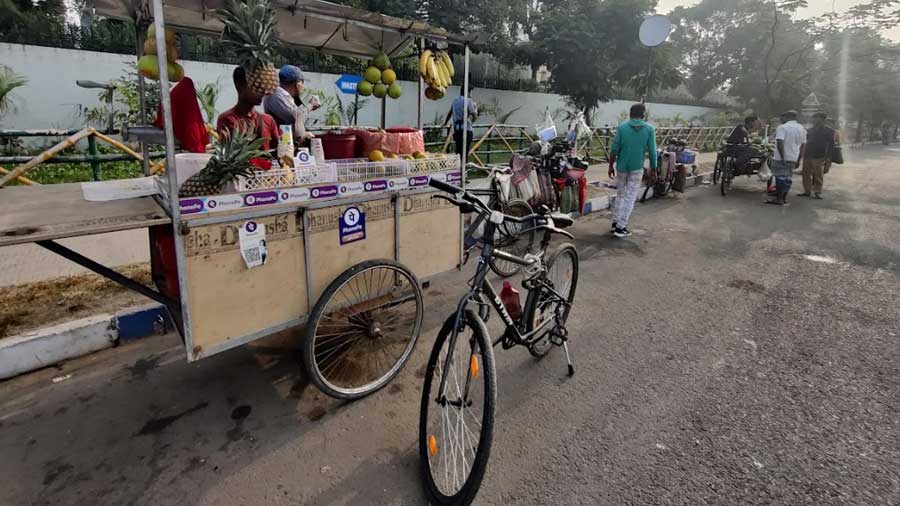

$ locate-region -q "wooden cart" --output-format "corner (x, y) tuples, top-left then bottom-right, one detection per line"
(0, 0), (480, 399)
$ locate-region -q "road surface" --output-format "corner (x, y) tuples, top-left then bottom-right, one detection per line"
(1, 145), (899, 505)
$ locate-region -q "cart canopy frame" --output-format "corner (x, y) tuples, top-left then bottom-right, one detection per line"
(93, 0), (480, 59)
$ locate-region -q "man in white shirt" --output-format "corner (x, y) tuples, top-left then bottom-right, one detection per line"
(767, 110), (807, 206)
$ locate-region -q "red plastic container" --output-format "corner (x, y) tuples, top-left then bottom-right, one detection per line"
(320, 132), (357, 160)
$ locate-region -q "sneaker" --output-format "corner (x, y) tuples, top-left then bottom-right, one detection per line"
(797, 192), (811, 197)
(814, 193), (824, 199)
(613, 226), (632, 238)
(611, 222), (618, 232)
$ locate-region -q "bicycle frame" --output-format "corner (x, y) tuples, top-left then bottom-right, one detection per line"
(435, 220), (566, 400)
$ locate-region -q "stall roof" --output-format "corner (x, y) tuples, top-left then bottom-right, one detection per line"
(94, 0), (478, 59)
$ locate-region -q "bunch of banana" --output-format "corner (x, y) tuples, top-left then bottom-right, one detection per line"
(419, 49), (455, 100)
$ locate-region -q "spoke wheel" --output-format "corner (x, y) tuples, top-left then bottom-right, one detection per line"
(524, 244), (579, 358)
(489, 199), (535, 278)
(303, 260), (423, 400)
(420, 310), (496, 506)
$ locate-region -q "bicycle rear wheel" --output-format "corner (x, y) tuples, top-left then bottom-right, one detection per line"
(524, 243), (579, 358)
(489, 199), (535, 278)
(720, 158), (734, 196)
(419, 309), (496, 506)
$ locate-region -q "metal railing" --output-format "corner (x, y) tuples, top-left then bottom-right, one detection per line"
(0, 128), (165, 186)
(421, 124), (735, 165)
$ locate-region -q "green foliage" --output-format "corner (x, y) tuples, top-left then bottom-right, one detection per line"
(196, 79), (221, 124)
(301, 88), (342, 127)
(0, 65), (27, 118)
(531, 0), (680, 118)
(78, 70), (161, 130)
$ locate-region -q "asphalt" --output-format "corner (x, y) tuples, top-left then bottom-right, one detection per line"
(1, 145), (899, 506)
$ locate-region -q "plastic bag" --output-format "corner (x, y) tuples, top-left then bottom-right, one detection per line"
(757, 158), (771, 181)
(535, 109), (557, 143)
(566, 111), (591, 143)
(347, 128), (425, 157)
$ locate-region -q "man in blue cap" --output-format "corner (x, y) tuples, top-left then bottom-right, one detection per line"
(263, 64), (320, 144)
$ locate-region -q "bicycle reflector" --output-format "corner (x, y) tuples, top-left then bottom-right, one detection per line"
(470, 355), (479, 378)
(428, 434), (439, 456)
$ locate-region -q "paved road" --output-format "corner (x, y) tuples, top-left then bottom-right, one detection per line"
(2, 146), (899, 506)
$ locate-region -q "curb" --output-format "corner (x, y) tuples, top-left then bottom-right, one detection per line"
(0, 304), (170, 380)
(581, 171), (714, 216)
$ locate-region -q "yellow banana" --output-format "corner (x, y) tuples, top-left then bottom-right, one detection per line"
(439, 51), (455, 77)
(439, 59), (453, 87)
(436, 56), (449, 87)
(419, 49), (432, 78)
(427, 56), (440, 87)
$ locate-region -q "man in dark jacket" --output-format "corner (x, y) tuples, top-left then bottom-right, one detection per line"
(798, 112), (835, 199)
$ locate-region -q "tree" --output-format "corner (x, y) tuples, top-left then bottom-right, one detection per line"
(669, 0), (817, 117)
(531, 0), (680, 120)
(0, 66), (27, 119)
(814, 27), (900, 140)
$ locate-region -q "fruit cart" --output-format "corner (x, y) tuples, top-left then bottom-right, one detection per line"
(0, 0), (478, 399)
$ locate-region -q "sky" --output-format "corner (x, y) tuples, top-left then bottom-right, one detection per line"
(657, 0), (900, 41)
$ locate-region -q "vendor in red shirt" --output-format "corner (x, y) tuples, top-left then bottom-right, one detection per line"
(216, 66), (279, 151)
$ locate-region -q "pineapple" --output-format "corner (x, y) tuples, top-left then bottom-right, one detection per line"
(179, 127), (269, 197)
(218, 0), (281, 96)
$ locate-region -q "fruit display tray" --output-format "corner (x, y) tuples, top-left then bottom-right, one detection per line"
(234, 154), (459, 192)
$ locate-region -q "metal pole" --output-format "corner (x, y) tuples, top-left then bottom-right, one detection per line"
(461, 44), (470, 179)
(417, 38), (424, 130)
(136, 27), (151, 176)
(87, 134), (101, 181)
(151, 0), (194, 357)
(642, 47), (654, 104)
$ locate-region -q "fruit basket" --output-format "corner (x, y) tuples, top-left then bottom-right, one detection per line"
(235, 163), (338, 192)
(331, 154), (459, 183)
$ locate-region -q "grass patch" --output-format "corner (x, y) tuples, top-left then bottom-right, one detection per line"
(0, 263), (153, 338)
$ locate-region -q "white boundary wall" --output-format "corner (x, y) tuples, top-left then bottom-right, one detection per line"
(1, 43), (719, 132)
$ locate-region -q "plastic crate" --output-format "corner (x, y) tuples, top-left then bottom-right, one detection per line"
(676, 150), (697, 164)
(236, 163), (338, 192)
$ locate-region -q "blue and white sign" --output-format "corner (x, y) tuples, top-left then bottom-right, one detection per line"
(339, 206), (366, 245)
(335, 74), (364, 95)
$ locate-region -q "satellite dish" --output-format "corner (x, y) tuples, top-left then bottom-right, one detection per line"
(639, 15), (673, 48)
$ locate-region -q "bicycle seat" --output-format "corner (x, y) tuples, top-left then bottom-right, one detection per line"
(550, 213), (575, 229)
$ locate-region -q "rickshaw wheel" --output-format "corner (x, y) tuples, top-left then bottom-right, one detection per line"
(303, 259), (423, 400)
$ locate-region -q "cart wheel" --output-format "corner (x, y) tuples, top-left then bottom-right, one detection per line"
(303, 259), (423, 400)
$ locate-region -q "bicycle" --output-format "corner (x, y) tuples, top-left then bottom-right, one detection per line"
(463, 163), (535, 278)
(641, 138), (695, 203)
(419, 178), (580, 506)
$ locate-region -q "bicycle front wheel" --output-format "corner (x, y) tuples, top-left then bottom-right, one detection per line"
(489, 199), (535, 278)
(419, 309), (496, 506)
(303, 260), (423, 400)
(524, 243), (579, 358)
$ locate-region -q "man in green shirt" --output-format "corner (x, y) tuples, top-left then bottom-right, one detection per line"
(608, 103), (657, 237)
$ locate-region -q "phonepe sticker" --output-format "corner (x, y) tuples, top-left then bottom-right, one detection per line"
(339, 182), (364, 196)
(205, 195), (243, 212)
(243, 191), (279, 207)
(388, 177), (409, 190)
(180, 198), (205, 215)
(339, 206), (366, 245)
(364, 180), (388, 192)
(280, 188), (311, 203)
(408, 175), (430, 187)
(446, 171), (462, 183)
(239, 220), (267, 269)
(310, 185), (339, 199)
